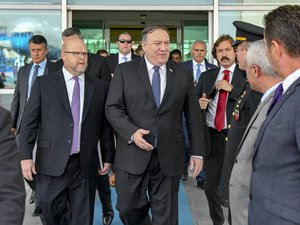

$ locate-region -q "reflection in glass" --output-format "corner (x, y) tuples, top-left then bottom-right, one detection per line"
(0, 10), (61, 88)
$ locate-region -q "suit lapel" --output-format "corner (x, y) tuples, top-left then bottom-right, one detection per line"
(55, 72), (73, 119)
(253, 78), (300, 158)
(24, 63), (33, 99)
(160, 62), (176, 107)
(206, 69), (219, 96)
(235, 91), (273, 157)
(136, 58), (155, 106)
(229, 67), (245, 99)
(82, 75), (94, 123)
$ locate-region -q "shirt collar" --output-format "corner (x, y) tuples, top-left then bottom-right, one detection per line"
(62, 67), (85, 82)
(261, 82), (281, 102)
(144, 56), (167, 73)
(282, 68), (300, 94)
(33, 58), (47, 69)
(220, 63), (236, 74)
(192, 59), (205, 67)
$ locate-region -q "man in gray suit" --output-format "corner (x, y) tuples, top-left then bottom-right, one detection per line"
(229, 40), (282, 225)
(10, 34), (53, 216)
(0, 106), (25, 225)
(249, 5), (300, 225)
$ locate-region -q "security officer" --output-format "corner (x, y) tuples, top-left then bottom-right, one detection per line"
(218, 21), (263, 218)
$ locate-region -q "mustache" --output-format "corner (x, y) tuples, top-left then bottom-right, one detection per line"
(221, 56), (230, 61)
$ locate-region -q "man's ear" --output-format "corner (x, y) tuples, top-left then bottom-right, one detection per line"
(270, 40), (282, 63)
(252, 64), (260, 79)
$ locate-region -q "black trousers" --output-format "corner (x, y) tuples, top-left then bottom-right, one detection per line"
(204, 128), (227, 225)
(95, 174), (113, 214)
(36, 154), (91, 225)
(115, 150), (180, 225)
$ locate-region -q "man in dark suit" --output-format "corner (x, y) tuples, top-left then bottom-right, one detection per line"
(106, 25), (205, 225)
(249, 5), (300, 225)
(106, 32), (140, 75)
(51, 27), (112, 83)
(195, 34), (245, 225)
(218, 21), (263, 212)
(0, 106), (26, 225)
(52, 27), (114, 225)
(19, 38), (115, 225)
(10, 34), (53, 216)
(182, 40), (217, 184)
(229, 40), (282, 225)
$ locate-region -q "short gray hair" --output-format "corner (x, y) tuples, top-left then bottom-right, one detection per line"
(191, 40), (207, 51)
(245, 40), (276, 77)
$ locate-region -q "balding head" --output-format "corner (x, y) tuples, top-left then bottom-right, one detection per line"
(61, 38), (88, 76)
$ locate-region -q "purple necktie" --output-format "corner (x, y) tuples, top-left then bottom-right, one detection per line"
(267, 83), (283, 115)
(70, 76), (80, 155)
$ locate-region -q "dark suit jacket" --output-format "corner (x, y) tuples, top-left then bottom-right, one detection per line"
(195, 65), (246, 156)
(18, 71), (115, 178)
(51, 53), (112, 83)
(106, 53), (140, 75)
(0, 107), (25, 225)
(10, 60), (54, 134)
(182, 59), (218, 77)
(105, 58), (205, 177)
(249, 77), (300, 225)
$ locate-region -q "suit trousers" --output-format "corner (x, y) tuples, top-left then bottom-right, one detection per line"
(95, 174), (113, 214)
(204, 128), (227, 225)
(36, 154), (91, 225)
(115, 149), (180, 225)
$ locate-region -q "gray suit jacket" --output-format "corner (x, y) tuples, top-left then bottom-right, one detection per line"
(249, 77), (300, 225)
(10, 61), (53, 134)
(0, 107), (25, 225)
(229, 90), (274, 225)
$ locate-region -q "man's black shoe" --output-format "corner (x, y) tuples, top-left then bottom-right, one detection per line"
(197, 181), (205, 189)
(103, 211), (114, 225)
(29, 190), (36, 204)
(180, 168), (188, 181)
(32, 206), (41, 216)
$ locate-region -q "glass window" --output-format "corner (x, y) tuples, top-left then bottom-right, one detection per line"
(0, 10), (61, 89)
(220, 0), (299, 4)
(219, 11), (266, 39)
(183, 20), (209, 62)
(68, 0), (212, 5)
(0, 0), (61, 4)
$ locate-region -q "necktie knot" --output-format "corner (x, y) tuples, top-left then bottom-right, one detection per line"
(123, 56), (128, 62)
(223, 70), (230, 81)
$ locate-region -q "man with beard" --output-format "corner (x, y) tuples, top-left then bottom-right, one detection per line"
(19, 38), (114, 225)
(195, 34), (245, 225)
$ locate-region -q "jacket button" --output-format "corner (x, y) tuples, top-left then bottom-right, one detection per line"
(249, 193), (252, 199)
(228, 124), (231, 129)
(225, 137), (228, 142)
(68, 140), (72, 143)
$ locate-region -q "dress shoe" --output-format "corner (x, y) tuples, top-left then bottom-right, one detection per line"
(180, 168), (188, 181)
(29, 190), (36, 204)
(109, 173), (116, 187)
(32, 206), (41, 216)
(221, 197), (229, 208)
(103, 211), (114, 225)
(197, 181), (205, 189)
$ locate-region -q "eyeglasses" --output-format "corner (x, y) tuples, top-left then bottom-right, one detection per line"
(118, 39), (132, 44)
(64, 51), (89, 58)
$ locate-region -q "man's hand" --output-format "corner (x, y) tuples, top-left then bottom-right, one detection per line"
(215, 80), (233, 92)
(132, 129), (154, 151)
(199, 93), (210, 110)
(98, 163), (111, 175)
(189, 157), (203, 178)
(21, 159), (36, 181)
(11, 127), (16, 135)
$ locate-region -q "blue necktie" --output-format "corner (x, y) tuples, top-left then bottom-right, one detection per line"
(123, 56), (128, 63)
(152, 67), (161, 108)
(196, 64), (201, 83)
(70, 76), (80, 155)
(31, 64), (39, 87)
(267, 83), (283, 115)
